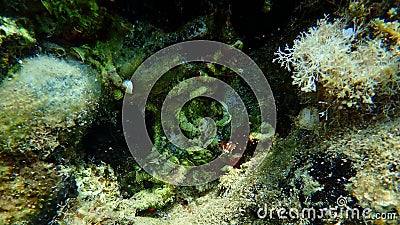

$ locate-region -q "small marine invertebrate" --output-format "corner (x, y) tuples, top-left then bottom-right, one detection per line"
(122, 80), (133, 94)
(294, 107), (320, 131)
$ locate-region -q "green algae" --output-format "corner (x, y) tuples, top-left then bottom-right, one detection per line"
(0, 17), (36, 78)
(40, 0), (109, 41)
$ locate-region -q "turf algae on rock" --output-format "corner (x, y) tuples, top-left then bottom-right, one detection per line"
(0, 55), (101, 160)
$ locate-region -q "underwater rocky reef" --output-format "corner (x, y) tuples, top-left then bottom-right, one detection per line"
(0, 0), (399, 224)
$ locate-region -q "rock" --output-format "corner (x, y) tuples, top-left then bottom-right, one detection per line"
(0, 54), (101, 224)
(0, 154), (74, 224)
(0, 55), (101, 161)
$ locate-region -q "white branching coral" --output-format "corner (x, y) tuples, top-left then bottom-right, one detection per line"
(273, 17), (400, 108)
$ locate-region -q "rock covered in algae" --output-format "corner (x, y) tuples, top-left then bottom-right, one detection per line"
(0, 54), (101, 224)
(0, 155), (73, 224)
(337, 119), (400, 220)
(0, 55), (101, 160)
(54, 163), (173, 225)
(152, 117), (399, 225)
(0, 17), (36, 78)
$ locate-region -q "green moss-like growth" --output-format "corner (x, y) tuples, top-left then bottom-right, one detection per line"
(40, 0), (108, 41)
(143, 62), (264, 169)
(148, 85), (237, 166)
(0, 17), (36, 78)
(170, 97), (230, 165)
